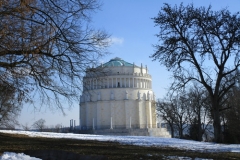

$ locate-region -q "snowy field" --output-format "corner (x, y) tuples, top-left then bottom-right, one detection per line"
(0, 130), (240, 159)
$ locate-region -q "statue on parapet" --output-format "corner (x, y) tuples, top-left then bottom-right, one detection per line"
(137, 91), (141, 100)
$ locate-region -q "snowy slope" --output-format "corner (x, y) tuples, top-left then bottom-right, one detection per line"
(0, 130), (240, 153)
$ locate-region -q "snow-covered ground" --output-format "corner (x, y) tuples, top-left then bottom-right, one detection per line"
(0, 130), (240, 153)
(0, 152), (213, 160)
(0, 152), (41, 160)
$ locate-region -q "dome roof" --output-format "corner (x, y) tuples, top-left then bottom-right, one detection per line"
(103, 57), (133, 67)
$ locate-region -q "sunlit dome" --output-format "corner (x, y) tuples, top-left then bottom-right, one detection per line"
(103, 57), (133, 67)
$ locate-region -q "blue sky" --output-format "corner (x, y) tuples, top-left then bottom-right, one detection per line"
(18, 0), (240, 127)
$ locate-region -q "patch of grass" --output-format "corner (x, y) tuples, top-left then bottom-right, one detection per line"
(0, 132), (240, 159)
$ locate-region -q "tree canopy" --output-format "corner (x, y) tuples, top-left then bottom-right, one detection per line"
(0, 0), (109, 111)
(152, 3), (240, 142)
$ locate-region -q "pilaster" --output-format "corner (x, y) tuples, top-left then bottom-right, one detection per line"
(96, 101), (101, 129)
(110, 100), (115, 129)
(147, 101), (152, 128)
(124, 99), (129, 129)
(138, 99), (144, 128)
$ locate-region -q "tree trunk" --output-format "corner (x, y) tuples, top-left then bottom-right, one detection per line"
(197, 107), (202, 141)
(170, 124), (175, 138)
(179, 118), (183, 139)
(213, 109), (222, 143)
(179, 126), (183, 139)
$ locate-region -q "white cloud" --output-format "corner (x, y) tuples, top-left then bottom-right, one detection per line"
(109, 37), (124, 45)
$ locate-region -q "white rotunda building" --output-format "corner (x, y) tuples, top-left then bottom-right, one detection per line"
(79, 57), (170, 137)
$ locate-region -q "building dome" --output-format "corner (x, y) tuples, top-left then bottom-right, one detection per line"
(103, 57), (133, 67)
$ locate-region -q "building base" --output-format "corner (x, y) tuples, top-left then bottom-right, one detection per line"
(76, 128), (171, 138)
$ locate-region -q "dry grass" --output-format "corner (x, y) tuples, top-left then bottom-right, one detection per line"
(0, 132), (240, 159)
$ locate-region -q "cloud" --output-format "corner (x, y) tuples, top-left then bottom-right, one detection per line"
(109, 37), (124, 45)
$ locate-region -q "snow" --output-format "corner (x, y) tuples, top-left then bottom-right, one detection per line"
(1, 130), (239, 160)
(163, 156), (213, 160)
(0, 130), (240, 153)
(0, 152), (41, 160)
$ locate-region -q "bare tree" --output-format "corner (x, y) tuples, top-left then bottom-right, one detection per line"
(32, 118), (46, 132)
(152, 3), (240, 142)
(0, 0), (109, 112)
(157, 85), (213, 140)
(22, 123), (31, 131)
(156, 90), (191, 139)
(187, 85), (212, 141)
(156, 99), (176, 137)
(221, 84), (240, 143)
(174, 94), (192, 139)
(54, 124), (62, 133)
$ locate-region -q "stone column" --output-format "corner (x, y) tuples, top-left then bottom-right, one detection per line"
(112, 78), (113, 88)
(129, 78), (130, 88)
(125, 78), (127, 88)
(96, 79), (98, 89)
(125, 78), (127, 87)
(91, 79), (93, 89)
(90, 79), (92, 89)
(133, 78), (135, 88)
(147, 101), (152, 128)
(99, 79), (101, 89)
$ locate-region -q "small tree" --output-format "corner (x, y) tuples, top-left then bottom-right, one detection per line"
(187, 85), (212, 141)
(22, 123), (30, 131)
(156, 90), (190, 139)
(32, 119), (46, 132)
(156, 99), (176, 137)
(54, 124), (62, 133)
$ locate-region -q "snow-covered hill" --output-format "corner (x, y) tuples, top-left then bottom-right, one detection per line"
(0, 130), (240, 153)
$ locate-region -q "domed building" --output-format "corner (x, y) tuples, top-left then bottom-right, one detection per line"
(79, 57), (170, 137)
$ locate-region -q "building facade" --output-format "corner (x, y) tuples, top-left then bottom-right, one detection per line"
(79, 57), (158, 130)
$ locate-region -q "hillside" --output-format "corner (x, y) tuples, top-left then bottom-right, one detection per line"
(0, 130), (240, 160)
